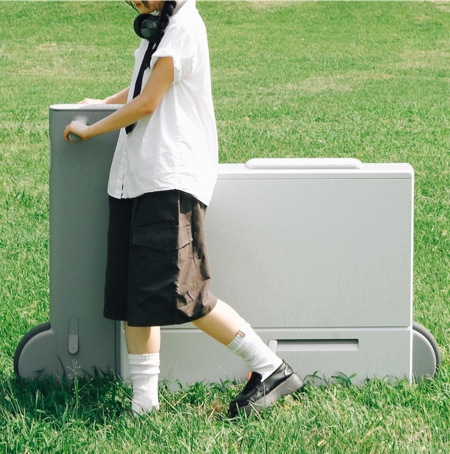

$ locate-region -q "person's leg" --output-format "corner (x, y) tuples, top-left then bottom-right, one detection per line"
(191, 299), (242, 345)
(104, 197), (159, 414)
(125, 323), (161, 354)
(121, 192), (175, 415)
(125, 324), (161, 414)
(192, 299), (283, 380)
(192, 299), (303, 416)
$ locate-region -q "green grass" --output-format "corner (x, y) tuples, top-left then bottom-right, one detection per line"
(0, 1), (449, 452)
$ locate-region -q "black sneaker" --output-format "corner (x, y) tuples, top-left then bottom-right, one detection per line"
(228, 361), (303, 417)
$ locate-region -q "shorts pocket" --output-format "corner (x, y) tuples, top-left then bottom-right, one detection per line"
(132, 223), (193, 251)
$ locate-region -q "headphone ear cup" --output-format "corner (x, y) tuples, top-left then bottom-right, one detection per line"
(134, 14), (160, 42)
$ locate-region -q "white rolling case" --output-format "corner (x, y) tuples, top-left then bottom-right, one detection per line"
(127, 158), (416, 386)
(15, 105), (440, 386)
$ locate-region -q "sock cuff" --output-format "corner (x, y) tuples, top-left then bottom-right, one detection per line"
(227, 319), (252, 351)
(237, 320), (252, 335)
(129, 353), (160, 363)
(128, 353), (160, 374)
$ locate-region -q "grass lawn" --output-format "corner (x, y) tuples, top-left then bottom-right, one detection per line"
(0, 1), (449, 452)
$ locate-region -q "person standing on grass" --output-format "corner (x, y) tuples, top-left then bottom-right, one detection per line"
(64, 0), (302, 417)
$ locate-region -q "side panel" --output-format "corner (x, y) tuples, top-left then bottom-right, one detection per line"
(49, 107), (118, 378)
(120, 327), (411, 387)
(121, 168), (413, 385)
(205, 177), (413, 329)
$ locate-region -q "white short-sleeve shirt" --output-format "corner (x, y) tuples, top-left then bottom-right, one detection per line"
(108, 0), (218, 206)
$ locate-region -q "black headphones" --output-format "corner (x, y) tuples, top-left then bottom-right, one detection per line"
(134, 14), (160, 43)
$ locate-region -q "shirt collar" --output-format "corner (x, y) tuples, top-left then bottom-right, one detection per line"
(174, 0), (196, 15)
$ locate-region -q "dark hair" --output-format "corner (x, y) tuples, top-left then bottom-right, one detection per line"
(157, 1), (177, 43)
(126, 1), (178, 134)
(143, 1), (177, 45)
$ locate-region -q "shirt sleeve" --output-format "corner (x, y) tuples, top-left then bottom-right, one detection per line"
(149, 22), (196, 84)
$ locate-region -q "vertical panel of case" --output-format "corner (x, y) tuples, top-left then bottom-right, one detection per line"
(49, 106), (118, 378)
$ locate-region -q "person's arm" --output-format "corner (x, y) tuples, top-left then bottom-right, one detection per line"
(104, 87), (130, 104)
(79, 87), (130, 106)
(64, 57), (174, 142)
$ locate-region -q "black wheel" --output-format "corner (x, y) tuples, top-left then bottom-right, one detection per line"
(14, 322), (52, 376)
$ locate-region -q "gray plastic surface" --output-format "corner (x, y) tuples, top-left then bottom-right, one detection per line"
(68, 133), (81, 142)
(67, 115), (88, 142)
(15, 105), (120, 380)
(412, 323), (440, 379)
(15, 323), (57, 379)
(123, 159), (416, 385)
(14, 105), (439, 387)
(206, 175), (413, 329)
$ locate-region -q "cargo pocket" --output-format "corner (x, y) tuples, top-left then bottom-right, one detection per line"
(129, 223), (193, 305)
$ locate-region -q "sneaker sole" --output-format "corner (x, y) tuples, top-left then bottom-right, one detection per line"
(245, 373), (304, 415)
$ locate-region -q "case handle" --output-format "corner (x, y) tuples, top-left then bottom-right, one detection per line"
(245, 158), (362, 170)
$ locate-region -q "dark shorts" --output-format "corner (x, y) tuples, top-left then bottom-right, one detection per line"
(104, 190), (217, 327)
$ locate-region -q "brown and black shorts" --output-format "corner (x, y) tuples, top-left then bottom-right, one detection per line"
(104, 190), (217, 327)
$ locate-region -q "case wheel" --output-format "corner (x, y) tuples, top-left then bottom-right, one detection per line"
(412, 322), (440, 380)
(14, 322), (53, 377)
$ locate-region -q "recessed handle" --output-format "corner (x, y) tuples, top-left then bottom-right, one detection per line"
(68, 116), (88, 142)
(268, 339), (359, 352)
(68, 317), (79, 354)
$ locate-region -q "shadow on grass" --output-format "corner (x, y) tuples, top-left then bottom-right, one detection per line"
(0, 369), (132, 424)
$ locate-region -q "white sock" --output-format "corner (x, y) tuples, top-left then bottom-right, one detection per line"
(227, 320), (283, 381)
(128, 353), (160, 415)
